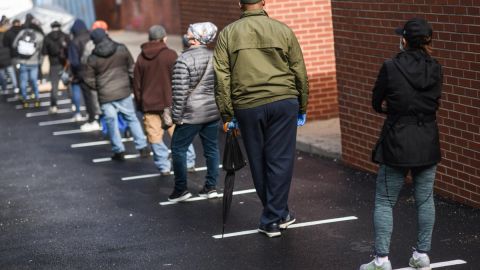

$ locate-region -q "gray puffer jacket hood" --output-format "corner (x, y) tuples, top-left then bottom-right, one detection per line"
(171, 46), (220, 124)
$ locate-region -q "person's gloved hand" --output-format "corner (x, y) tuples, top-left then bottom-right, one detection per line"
(224, 117), (239, 132)
(297, 114), (307, 126)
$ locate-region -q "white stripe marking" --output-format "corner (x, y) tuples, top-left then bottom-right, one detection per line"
(39, 117), (86, 126)
(7, 93), (50, 102)
(15, 99), (71, 109)
(159, 189), (256, 206)
(394, 259), (467, 270)
(93, 152), (155, 163)
(121, 165), (223, 181)
(212, 216), (358, 239)
(53, 129), (98, 136)
(26, 106), (86, 117)
(71, 138), (133, 148)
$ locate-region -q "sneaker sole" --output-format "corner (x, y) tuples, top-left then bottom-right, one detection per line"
(198, 192), (218, 199)
(257, 228), (281, 238)
(168, 192), (192, 202)
(279, 218), (296, 229)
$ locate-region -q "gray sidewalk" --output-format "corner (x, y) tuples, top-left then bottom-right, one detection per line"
(110, 30), (342, 160)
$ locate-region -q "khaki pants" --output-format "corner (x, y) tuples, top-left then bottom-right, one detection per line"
(143, 113), (174, 144)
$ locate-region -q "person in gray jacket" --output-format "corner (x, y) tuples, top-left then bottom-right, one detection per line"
(168, 22), (220, 202)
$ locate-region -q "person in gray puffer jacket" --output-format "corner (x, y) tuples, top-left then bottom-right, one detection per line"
(168, 22), (220, 202)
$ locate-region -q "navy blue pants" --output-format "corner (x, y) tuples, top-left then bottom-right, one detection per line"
(235, 98), (298, 226)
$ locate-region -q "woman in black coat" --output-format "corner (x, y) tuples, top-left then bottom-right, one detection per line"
(360, 18), (442, 270)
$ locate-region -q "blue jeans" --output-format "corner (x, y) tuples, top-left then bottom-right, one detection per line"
(0, 65), (18, 91)
(152, 142), (195, 172)
(374, 164), (437, 256)
(101, 96), (147, 153)
(19, 64), (39, 99)
(171, 120), (219, 192)
(70, 83), (83, 114)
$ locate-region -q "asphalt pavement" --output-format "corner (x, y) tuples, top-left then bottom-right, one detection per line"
(1, 90), (479, 270)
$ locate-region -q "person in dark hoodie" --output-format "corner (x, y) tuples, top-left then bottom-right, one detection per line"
(359, 18), (442, 270)
(42, 21), (69, 114)
(133, 25), (196, 175)
(0, 17), (17, 94)
(68, 19), (90, 121)
(84, 28), (149, 161)
(2, 19), (22, 94)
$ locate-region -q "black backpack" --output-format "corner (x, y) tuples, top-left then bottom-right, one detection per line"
(17, 29), (37, 58)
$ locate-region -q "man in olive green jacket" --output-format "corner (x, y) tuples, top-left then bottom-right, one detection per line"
(214, 0), (309, 238)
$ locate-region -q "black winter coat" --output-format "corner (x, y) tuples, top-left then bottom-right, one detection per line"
(372, 50), (443, 167)
(2, 25), (22, 58)
(42, 30), (70, 66)
(0, 32), (12, 68)
(84, 38), (134, 104)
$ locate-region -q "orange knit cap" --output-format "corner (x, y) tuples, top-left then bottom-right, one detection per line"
(91, 20), (108, 31)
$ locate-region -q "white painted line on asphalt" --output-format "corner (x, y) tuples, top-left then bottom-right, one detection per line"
(53, 129), (98, 136)
(26, 106), (86, 117)
(159, 189), (256, 206)
(394, 259), (466, 270)
(212, 216), (358, 239)
(71, 138), (133, 148)
(93, 152), (154, 163)
(7, 92), (50, 102)
(38, 117), (86, 126)
(15, 98), (71, 109)
(121, 165), (223, 181)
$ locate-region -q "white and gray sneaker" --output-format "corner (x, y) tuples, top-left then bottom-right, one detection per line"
(80, 121), (101, 131)
(49, 106), (58, 114)
(409, 253), (431, 270)
(359, 259), (392, 270)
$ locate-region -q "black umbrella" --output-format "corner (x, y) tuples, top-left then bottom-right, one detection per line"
(222, 128), (246, 237)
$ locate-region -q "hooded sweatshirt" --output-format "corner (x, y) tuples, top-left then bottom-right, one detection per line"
(43, 29), (70, 66)
(372, 49), (443, 167)
(68, 19), (90, 81)
(84, 37), (134, 104)
(133, 41), (178, 113)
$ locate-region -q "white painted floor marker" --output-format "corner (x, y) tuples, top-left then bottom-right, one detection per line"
(93, 152), (156, 163)
(7, 92), (50, 102)
(71, 138), (133, 148)
(213, 216), (358, 239)
(26, 106), (86, 117)
(394, 259), (466, 270)
(15, 99), (71, 109)
(53, 129), (98, 136)
(159, 189), (256, 206)
(39, 117), (86, 126)
(121, 165), (223, 181)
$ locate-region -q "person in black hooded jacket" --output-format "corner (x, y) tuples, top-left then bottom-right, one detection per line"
(360, 19), (442, 270)
(84, 28), (149, 161)
(43, 21), (69, 113)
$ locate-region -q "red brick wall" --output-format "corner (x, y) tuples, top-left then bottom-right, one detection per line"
(332, 1), (480, 207)
(178, 0), (338, 120)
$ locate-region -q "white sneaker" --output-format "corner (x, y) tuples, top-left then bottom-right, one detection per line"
(72, 113), (83, 122)
(71, 104), (77, 112)
(80, 121), (101, 131)
(49, 106), (58, 114)
(13, 88), (19, 94)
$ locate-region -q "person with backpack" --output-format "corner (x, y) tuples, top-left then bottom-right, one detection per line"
(84, 28), (149, 161)
(68, 19), (90, 121)
(12, 14), (44, 108)
(133, 25), (196, 176)
(42, 21), (70, 114)
(168, 22), (220, 202)
(359, 18), (442, 270)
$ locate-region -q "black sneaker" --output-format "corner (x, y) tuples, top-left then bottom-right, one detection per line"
(168, 190), (192, 202)
(279, 213), (296, 230)
(198, 186), (218, 199)
(139, 147), (150, 158)
(258, 223), (281, 238)
(111, 152), (125, 161)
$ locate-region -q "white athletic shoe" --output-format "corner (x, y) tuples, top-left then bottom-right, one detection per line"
(80, 121), (101, 131)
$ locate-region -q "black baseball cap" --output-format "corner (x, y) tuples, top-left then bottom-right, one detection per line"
(395, 18), (432, 41)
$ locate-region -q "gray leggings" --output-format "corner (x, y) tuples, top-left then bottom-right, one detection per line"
(374, 164), (437, 256)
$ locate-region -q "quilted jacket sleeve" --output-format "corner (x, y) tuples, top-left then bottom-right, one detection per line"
(171, 60), (190, 124)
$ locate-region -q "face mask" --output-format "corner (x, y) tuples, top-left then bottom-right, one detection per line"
(399, 37), (405, 51)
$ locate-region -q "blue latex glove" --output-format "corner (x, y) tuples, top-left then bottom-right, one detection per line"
(227, 117), (239, 130)
(297, 114), (307, 126)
